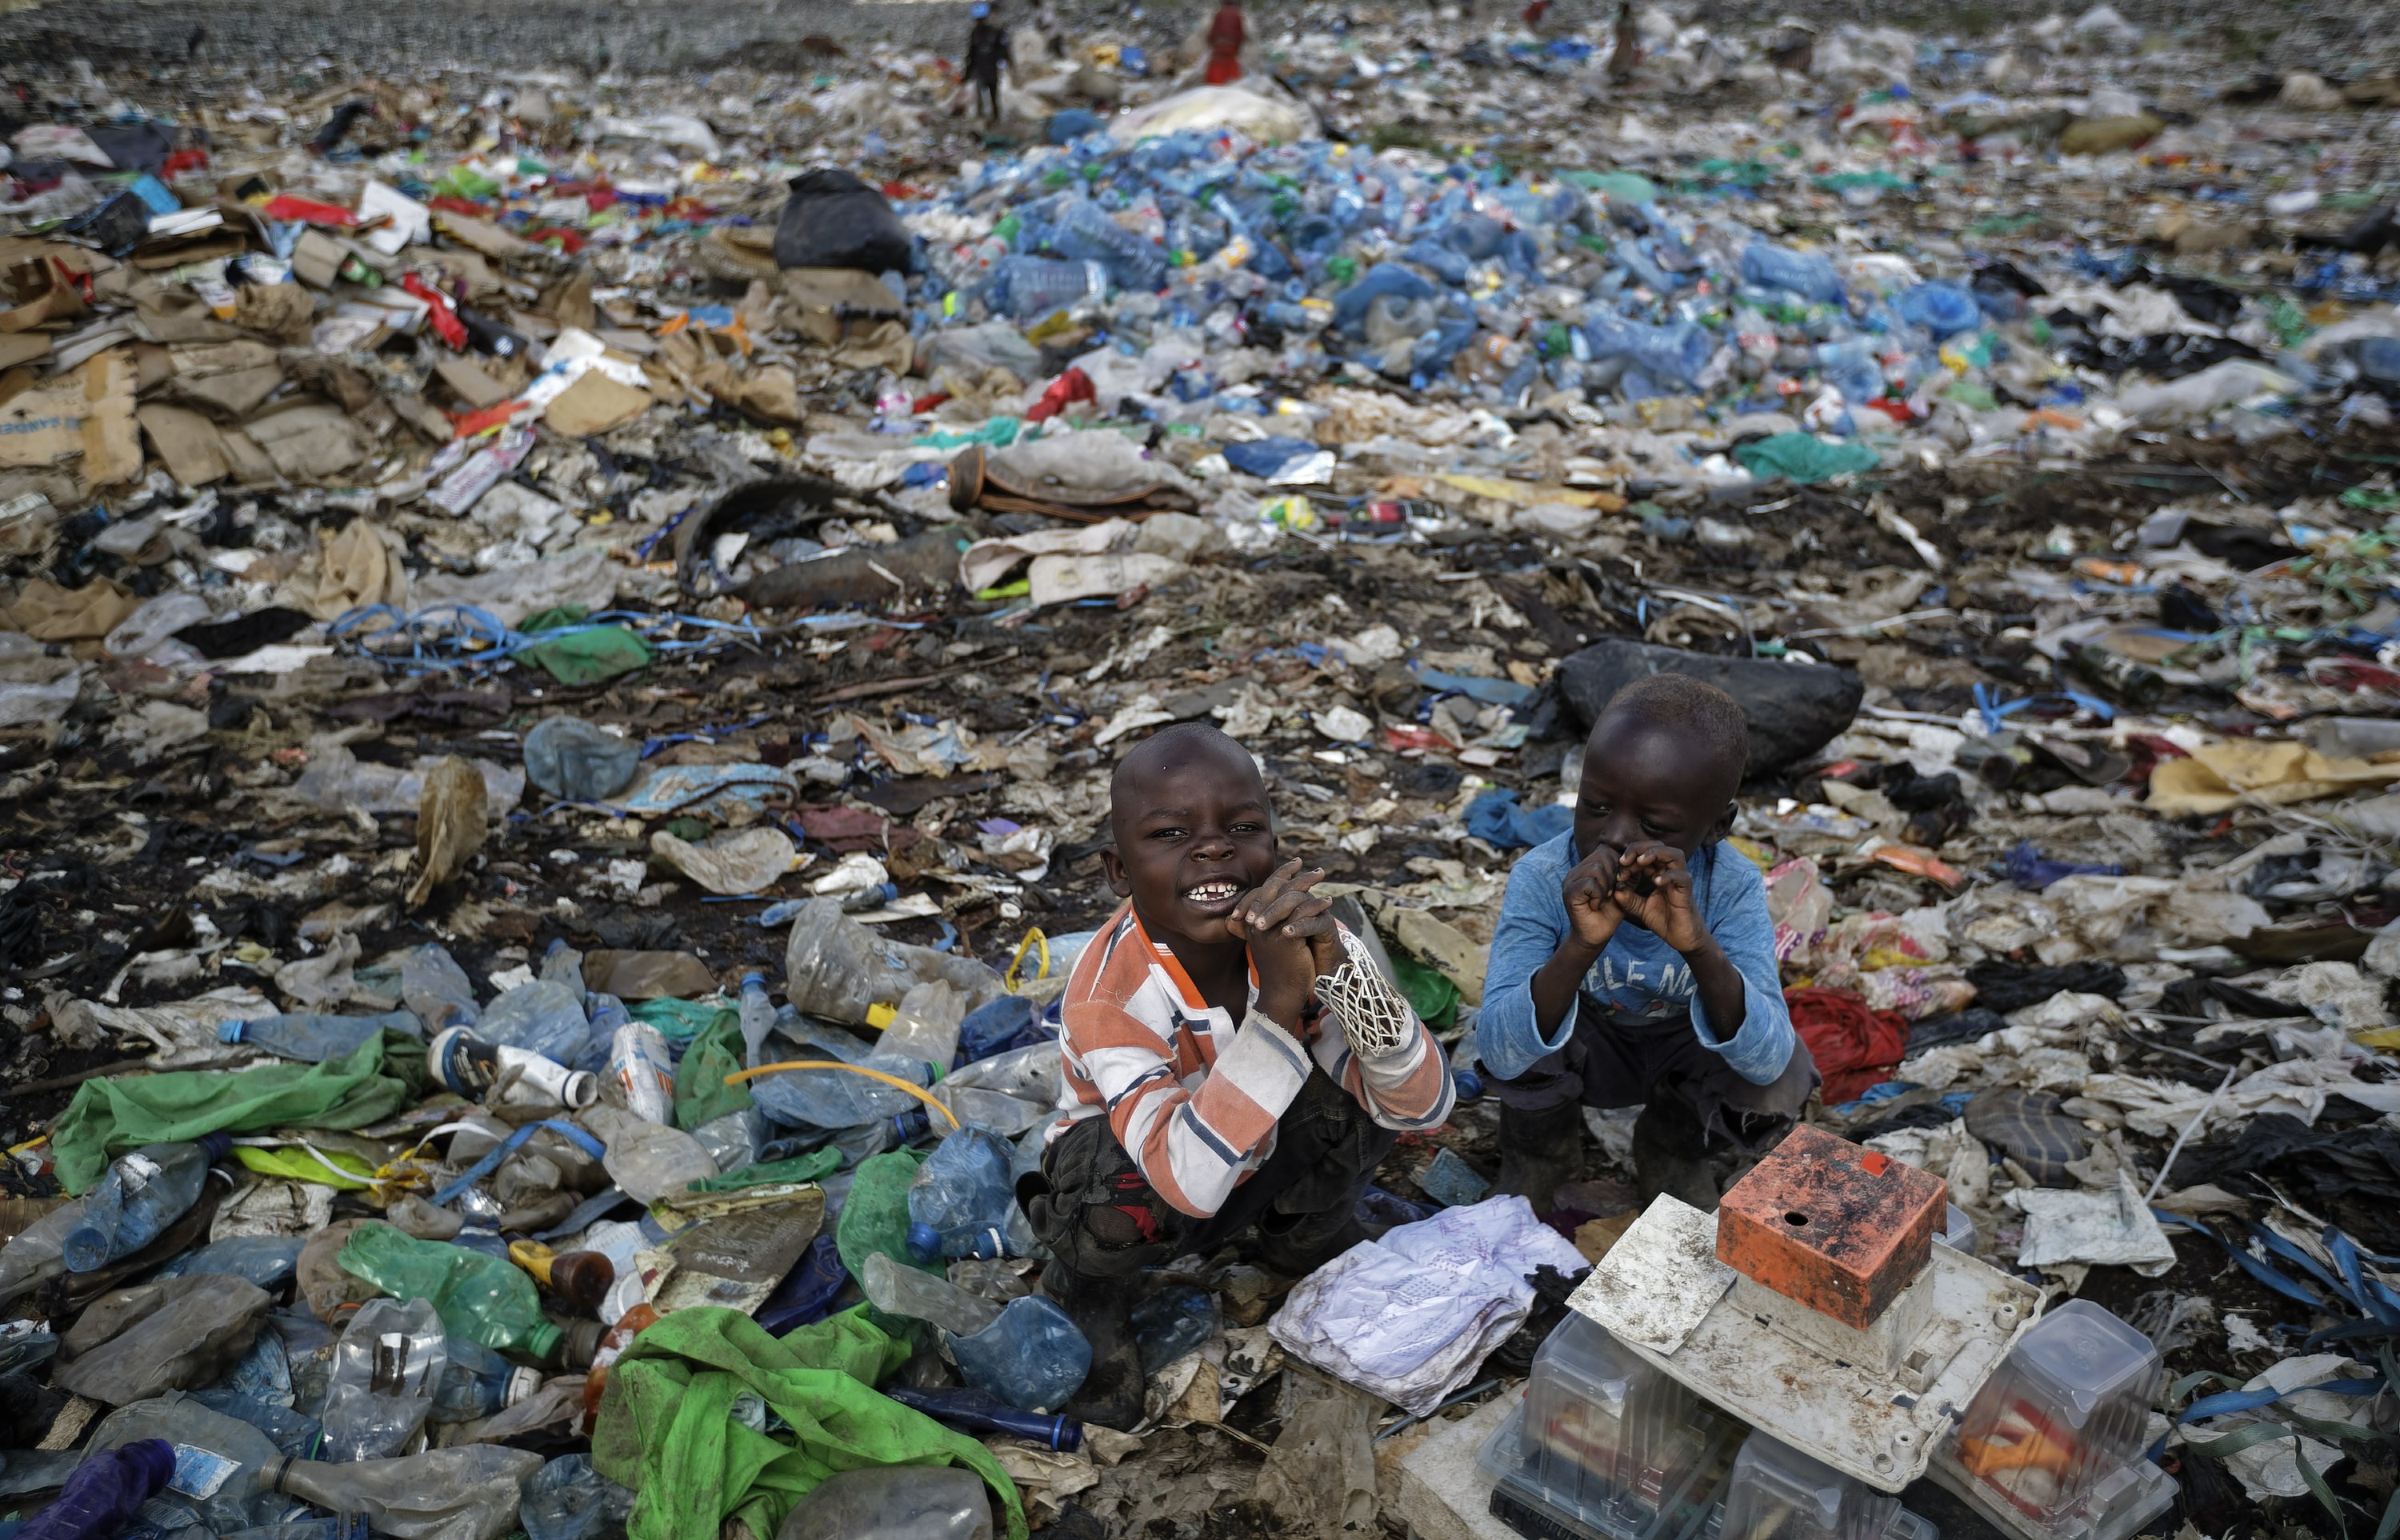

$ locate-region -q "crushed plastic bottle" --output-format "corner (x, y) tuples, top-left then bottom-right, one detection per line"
(399, 945), (480, 1032)
(473, 979), (591, 1066)
(0, 1197), (90, 1303)
(738, 972), (776, 1072)
(221, 1012), (422, 1063)
(430, 1335), (543, 1425)
(320, 1297), (447, 1462)
(64, 1134), (231, 1273)
(878, 979), (966, 1071)
(906, 1125), (1019, 1262)
(581, 1103), (717, 1203)
(522, 717), (642, 804)
(520, 1454), (635, 1540)
(859, 1253), (1090, 1413)
(771, 1466), (993, 1540)
(782, 897), (999, 1026)
(334, 1222), (565, 1363)
(267, 1445), (543, 1540)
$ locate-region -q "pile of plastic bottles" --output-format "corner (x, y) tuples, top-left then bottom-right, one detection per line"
(905, 127), (2091, 436)
(0, 897), (1174, 1540)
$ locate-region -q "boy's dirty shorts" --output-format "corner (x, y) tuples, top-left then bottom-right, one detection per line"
(1018, 1067), (1394, 1280)
(1486, 998), (1818, 1153)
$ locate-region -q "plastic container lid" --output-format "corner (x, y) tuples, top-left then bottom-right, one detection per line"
(1954, 1301), (2162, 1522)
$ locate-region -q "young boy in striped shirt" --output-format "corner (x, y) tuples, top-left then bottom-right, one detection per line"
(1021, 721), (1454, 1428)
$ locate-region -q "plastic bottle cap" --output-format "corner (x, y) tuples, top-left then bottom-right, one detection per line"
(504, 1366), (544, 1407)
(742, 972), (765, 989)
(906, 1222), (943, 1260)
(218, 1019), (249, 1043)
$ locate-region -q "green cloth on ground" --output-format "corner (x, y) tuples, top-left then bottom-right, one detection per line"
(633, 998), (733, 1042)
(674, 1010), (752, 1131)
(1734, 431), (1881, 486)
(590, 1305), (1025, 1540)
(834, 1149), (934, 1285)
(1390, 950), (1461, 1032)
(686, 1149), (840, 1194)
(51, 1029), (427, 1194)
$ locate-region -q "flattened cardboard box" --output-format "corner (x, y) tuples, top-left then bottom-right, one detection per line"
(0, 349), (141, 488)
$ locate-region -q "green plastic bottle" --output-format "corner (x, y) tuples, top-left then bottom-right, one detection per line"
(337, 1222), (563, 1363)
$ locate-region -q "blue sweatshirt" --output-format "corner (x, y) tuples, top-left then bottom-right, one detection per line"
(1476, 831), (1795, 1086)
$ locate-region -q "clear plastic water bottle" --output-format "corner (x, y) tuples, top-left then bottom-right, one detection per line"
(832, 1109), (930, 1165)
(990, 254), (1107, 320)
(859, 1250), (1001, 1336)
(266, 1446), (543, 1540)
(906, 1126), (1019, 1262)
(475, 979), (590, 1066)
(748, 1022), (931, 1132)
(878, 980), (965, 1070)
(738, 973), (776, 1073)
(157, 1233), (306, 1288)
(581, 1104), (717, 1204)
(770, 1466), (993, 1540)
(1048, 195), (1166, 289)
(400, 944), (479, 1031)
(220, 1012), (422, 1063)
(0, 1197), (90, 1303)
(17, 1438), (174, 1540)
(1130, 1283), (1218, 1373)
(933, 1041), (1059, 1137)
(319, 1298), (447, 1462)
(520, 1454), (635, 1540)
(603, 1021), (676, 1124)
(64, 1134), (230, 1273)
(783, 897), (998, 1027)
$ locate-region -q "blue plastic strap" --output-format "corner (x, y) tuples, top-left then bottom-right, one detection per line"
(431, 1119), (606, 1209)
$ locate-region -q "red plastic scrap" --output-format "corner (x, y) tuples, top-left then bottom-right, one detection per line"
(402, 274), (469, 350)
(1024, 366), (1096, 423)
(160, 148), (210, 177)
(259, 194), (358, 226)
(428, 196), (494, 218)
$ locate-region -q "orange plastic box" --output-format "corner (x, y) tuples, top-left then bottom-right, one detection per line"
(1714, 1126), (1945, 1330)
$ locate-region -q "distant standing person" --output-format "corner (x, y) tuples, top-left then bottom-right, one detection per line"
(1608, 1), (1640, 83)
(1206, 0), (1245, 85)
(965, 2), (1008, 122)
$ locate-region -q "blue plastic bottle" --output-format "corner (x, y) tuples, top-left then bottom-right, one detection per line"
(219, 1012), (421, 1063)
(1739, 240), (1843, 302)
(906, 1126), (1019, 1262)
(738, 973), (776, 1073)
(16, 1438), (173, 1540)
(154, 1234), (305, 1289)
(63, 1134), (230, 1273)
(400, 943), (479, 1031)
(949, 1296), (1094, 1414)
(430, 1336), (542, 1424)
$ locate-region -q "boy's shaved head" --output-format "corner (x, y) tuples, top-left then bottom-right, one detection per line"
(1110, 722), (1259, 817)
(1595, 674), (1747, 788)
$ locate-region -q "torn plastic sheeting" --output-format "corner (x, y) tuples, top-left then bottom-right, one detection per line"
(290, 736), (527, 818)
(613, 763), (796, 817)
(1106, 84), (1319, 145)
(1411, 662), (1535, 706)
(1266, 1194), (1586, 1415)
(650, 826), (802, 896)
(958, 519), (1140, 593)
(2007, 1173), (2178, 1274)
(2146, 740), (2400, 816)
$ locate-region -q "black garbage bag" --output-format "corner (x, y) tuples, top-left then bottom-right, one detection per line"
(771, 169), (911, 274)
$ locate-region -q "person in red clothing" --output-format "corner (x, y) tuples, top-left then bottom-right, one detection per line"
(1206, 0), (1245, 85)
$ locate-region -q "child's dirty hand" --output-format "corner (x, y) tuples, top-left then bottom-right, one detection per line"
(1613, 841), (1706, 952)
(1231, 858), (1334, 1026)
(1561, 843), (1626, 950)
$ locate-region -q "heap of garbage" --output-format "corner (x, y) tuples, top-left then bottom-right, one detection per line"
(4, 0), (2400, 1535)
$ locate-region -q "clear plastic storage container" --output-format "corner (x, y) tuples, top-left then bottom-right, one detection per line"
(1715, 1432), (1937, 1540)
(1949, 1300), (2165, 1531)
(1477, 1314), (1740, 1540)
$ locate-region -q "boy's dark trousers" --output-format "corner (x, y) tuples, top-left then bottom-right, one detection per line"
(1020, 1067), (1395, 1282)
(972, 75), (1000, 120)
(1489, 1000), (1817, 1145)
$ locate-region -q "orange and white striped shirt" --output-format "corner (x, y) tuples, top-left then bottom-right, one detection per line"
(1050, 900), (1454, 1218)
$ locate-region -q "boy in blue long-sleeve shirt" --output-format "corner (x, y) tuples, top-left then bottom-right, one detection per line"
(1481, 674), (1816, 1210)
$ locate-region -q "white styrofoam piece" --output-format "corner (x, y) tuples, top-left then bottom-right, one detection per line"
(1570, 1196), (2041, 1494)
(1564, 1195), (1734, 1354)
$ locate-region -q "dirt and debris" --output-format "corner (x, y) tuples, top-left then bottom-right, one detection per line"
(2, 0), (2400, 1535)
